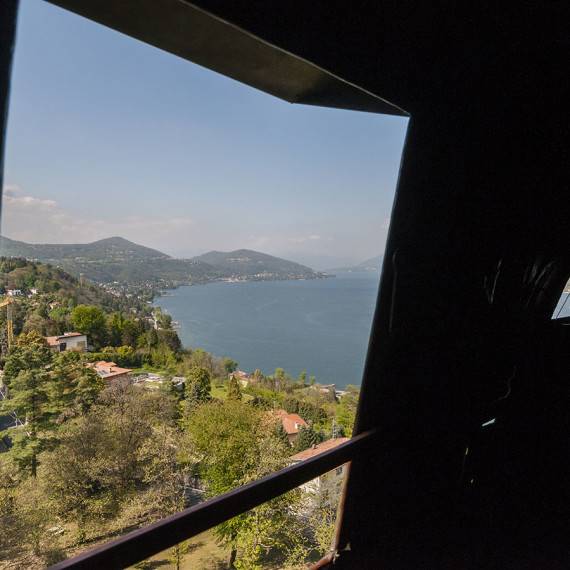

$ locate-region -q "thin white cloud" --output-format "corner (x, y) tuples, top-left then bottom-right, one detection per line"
(4, 194), (57, 209)
(288, 234), (323, 243)
(3, 184), (24, 197)
(123, 215), (193, 233)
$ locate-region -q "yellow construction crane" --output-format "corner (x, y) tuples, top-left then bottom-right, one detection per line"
(0, 295), (14, 349)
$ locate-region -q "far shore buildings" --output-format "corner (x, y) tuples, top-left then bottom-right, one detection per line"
(46, 332), (88, 352)
(271, 409), (309, 446)
(87, 361), (132, 382)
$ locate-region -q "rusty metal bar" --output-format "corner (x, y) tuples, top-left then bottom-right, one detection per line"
(49, 429), (376, 569)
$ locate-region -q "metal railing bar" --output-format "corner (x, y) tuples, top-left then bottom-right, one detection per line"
(49, 429), (376, 570)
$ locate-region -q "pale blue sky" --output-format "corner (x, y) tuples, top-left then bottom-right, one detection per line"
(2, 0), (408, 269)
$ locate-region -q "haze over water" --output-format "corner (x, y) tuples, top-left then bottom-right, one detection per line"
(154, 272), (380, 389)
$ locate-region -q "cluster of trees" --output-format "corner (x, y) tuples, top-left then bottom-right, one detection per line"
(0, 346), (181, 566)
(0, 258), (361, 567)
(0, 337), (341, 568)
(0, 258), (158, 359)
(240, 368), (358, 439)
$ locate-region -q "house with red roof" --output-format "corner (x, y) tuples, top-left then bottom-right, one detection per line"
(271, 409), (309, 446)
(231, 370), (250, 387)
(86, 361), (132, 382)
(290, 437), (351, 503)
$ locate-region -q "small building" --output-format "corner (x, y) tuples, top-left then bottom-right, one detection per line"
(7, 289), (22, 297)
(290, 437), (351, 500)
(46, 332), (88, 352)
(232, 370), (250, 388)
(87, 361), (132, 382)
(271, 409), (309, 446)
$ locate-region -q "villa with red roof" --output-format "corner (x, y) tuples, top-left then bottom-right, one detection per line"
(86, 361), (132, 382)
(271, 409), (309, 446)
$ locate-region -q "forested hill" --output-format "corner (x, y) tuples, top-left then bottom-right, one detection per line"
(0, 236), (329, 287)
(191, 249), (321, 278)
(0, 236), (168, 262)
(0, 256), (143, 313)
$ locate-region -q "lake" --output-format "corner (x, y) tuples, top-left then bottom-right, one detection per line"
(153, 272), (381, 389)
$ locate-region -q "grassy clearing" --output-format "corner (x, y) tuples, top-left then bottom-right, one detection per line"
(127, 528), (319, 569)
(128, 529), (228, 569)
(211, 384), (253, 402)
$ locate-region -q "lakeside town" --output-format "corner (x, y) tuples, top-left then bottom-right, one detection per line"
(0, 256), (358, 568)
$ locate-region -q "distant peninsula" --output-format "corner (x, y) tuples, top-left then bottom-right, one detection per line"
(0, 236), (331, 289)
(327, 254), (383, 273)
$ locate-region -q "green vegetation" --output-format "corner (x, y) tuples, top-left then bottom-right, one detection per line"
(0, 258), (358, 568)
(0, 236), (331, 290)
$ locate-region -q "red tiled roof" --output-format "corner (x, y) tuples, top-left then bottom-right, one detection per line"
(281, 413), (309, 435)
(86, 360), (132, 380)
(270, 409), (309, 434)
(46, 332), (85, 347)
(289, 437), (350, 461)
(46, 336), (60, 347)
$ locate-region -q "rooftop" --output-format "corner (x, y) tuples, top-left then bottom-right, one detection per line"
(290, 437), (351, 461)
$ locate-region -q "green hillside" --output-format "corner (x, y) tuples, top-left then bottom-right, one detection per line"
(0, 236), (168, 262)
(191, 249), (323, 278)
(0, 237), (329, 287)
(0, 256), (111, 305)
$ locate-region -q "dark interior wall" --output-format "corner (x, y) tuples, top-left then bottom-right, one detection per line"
(341, 102), (570, 565)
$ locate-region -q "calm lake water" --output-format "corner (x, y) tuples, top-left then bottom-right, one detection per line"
(153, 272), (381, 389)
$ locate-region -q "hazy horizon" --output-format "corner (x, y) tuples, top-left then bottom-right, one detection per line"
(1, 0), (408, 270)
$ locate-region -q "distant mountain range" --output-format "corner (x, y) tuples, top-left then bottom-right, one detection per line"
(327, 254), (384, 273)
(0, 236), (329, 287)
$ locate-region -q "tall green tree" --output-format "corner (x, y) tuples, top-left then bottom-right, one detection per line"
(72, 305), (107, 347)
(181, 380), (202, 424)
(293, 424), (324, 453)
(187, 366), (211, 400)
(107, 312), (124, 347)
(121, 318), (143, 348)
(42, 380), (176, 542)
(183, 401), (298, 568)
(226, 375), (243, 401)
(0, 344), (55, 477)
(222, 357), (238, 375)
(49, 351), (106, 420)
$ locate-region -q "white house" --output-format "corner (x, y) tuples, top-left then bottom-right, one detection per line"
(289, 437), (350, 498)
(46, 332), (88, 352)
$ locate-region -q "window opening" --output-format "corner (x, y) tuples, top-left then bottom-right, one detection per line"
(0, 1), (407, 567)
